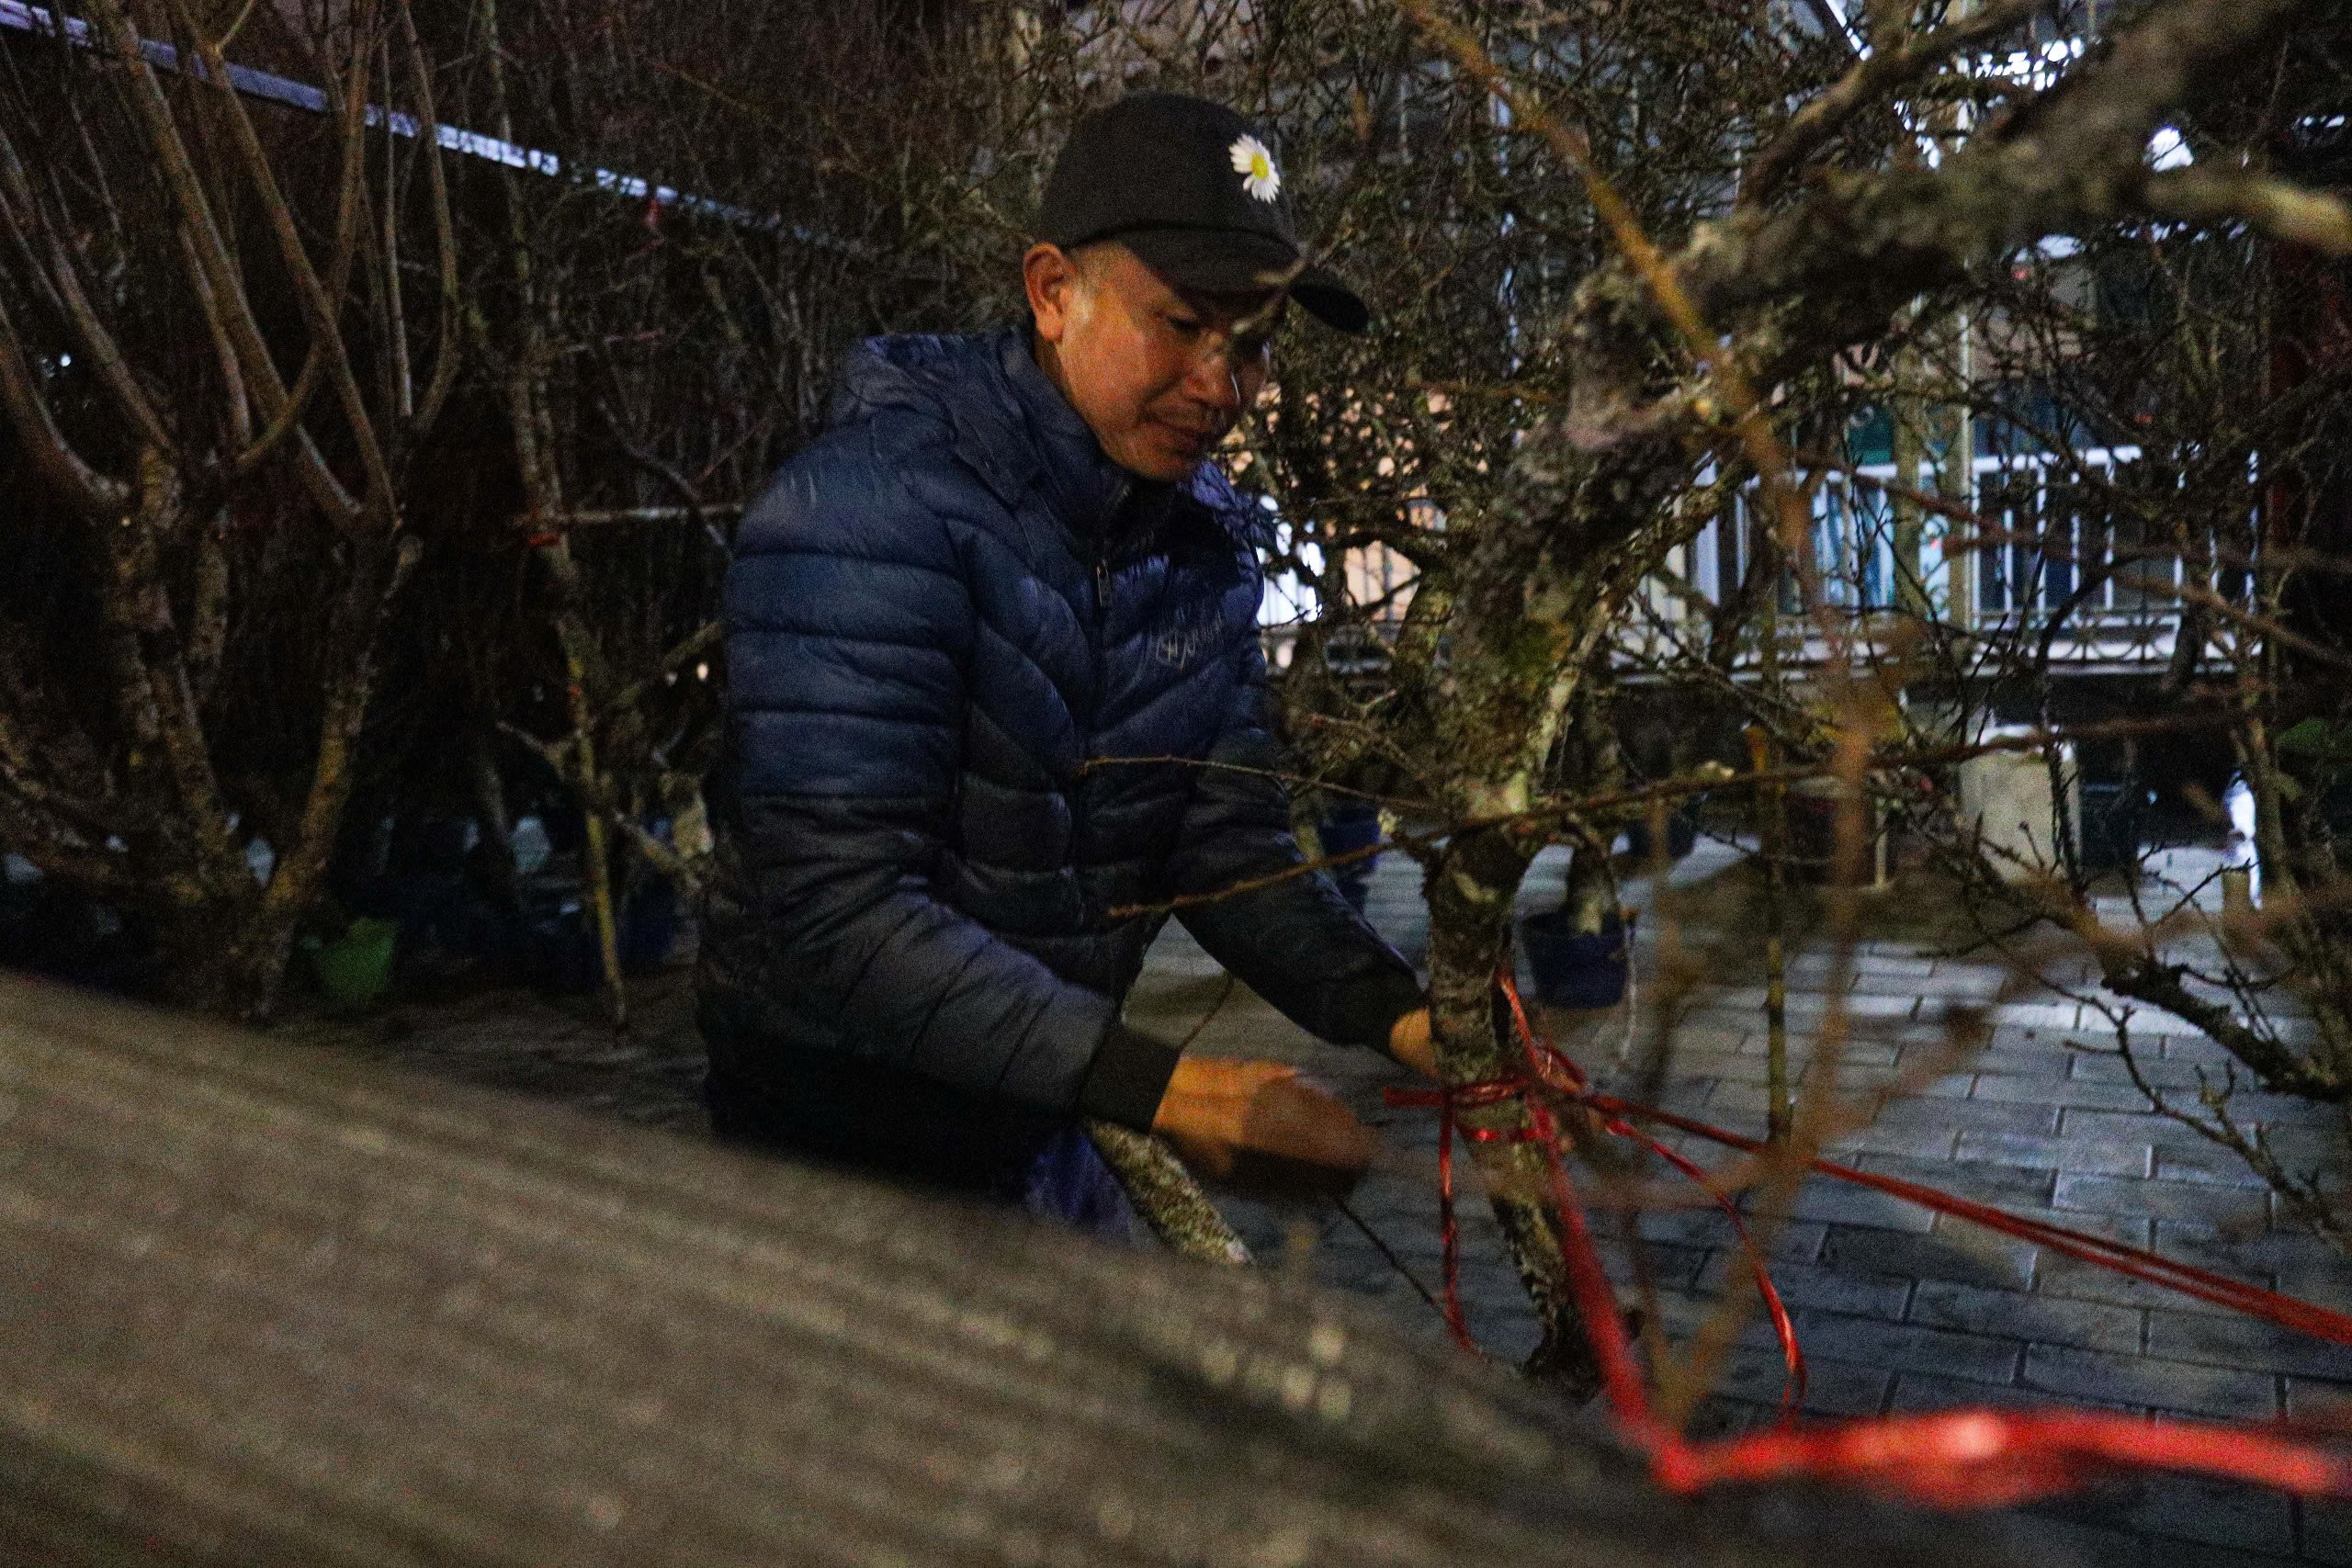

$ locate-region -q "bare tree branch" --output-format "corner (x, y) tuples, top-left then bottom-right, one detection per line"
(1741, 0), (2043, 210)
(2141, 164), (2352, 255)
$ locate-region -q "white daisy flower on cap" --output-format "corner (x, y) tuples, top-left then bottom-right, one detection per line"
(1228, 134), (1280, 203)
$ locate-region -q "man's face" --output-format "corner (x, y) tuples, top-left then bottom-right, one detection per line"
(1025, 242), (1283, 483)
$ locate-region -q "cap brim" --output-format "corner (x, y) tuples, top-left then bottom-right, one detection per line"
(1115, 228), (1371, 334)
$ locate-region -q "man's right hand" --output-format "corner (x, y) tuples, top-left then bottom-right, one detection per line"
(1149, 1056), (1374, 1200)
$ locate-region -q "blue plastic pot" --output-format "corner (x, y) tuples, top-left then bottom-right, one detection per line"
(1317, 805), (1384, 913)
(619, 878), (681, 971)
(521, 882), (684, 994)
(1520, 908), (1629, 1010)
(2077, 781), (2146, 874)
(1625, 806), (1700, 863)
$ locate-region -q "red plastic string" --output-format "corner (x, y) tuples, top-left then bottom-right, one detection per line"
(1496, 971), (1808, 1416)
(1386, 993), (1809, 1417)
(1668, 1407), (2352, 1507)
(1618, 1123), (1808, 1418)
(1385, 967), (2352, 1509)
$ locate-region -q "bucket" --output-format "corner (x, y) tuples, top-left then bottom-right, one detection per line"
(1520, 908), (1630, 1010)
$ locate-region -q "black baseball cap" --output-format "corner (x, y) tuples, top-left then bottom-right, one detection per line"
(1037, 93), (1370, 334)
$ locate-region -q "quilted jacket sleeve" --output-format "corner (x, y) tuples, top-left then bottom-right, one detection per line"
(724, 447), (1177, 1130)
(1164, 629), (1424, 1054)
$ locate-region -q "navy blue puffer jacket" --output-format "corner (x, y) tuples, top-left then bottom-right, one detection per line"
(696, 324), (1419, 1175)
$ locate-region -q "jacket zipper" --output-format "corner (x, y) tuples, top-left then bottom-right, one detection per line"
(1077, 479), (1127, 929)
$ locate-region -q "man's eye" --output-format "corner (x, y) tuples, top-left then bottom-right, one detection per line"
(1165, 314), (1204, 336)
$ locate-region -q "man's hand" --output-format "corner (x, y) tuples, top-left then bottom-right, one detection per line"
(1150, 1056), (1374, 1199)
(1386, 1006), (1437, 1079)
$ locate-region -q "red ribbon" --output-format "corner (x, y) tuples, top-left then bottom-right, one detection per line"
(1385, 968), (2352, 1508)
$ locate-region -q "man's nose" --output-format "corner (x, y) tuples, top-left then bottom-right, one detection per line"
(1183, 345), (1246, 412)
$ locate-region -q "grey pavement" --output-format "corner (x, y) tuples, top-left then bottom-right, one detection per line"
(1123, 841), (2352, 1567)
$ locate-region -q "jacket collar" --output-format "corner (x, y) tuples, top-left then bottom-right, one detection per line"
(994, 321), (1139, 539)
(830, 324), (1235, 558)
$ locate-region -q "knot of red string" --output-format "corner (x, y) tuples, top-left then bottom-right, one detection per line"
(1382, 966), (2352, 1510)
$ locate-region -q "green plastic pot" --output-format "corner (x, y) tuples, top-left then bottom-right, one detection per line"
(312, 917), (398, 1010)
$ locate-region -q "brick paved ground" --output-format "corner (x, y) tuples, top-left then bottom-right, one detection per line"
(1128, 842), (2352, 1566)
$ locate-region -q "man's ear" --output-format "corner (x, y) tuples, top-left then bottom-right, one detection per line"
(1023, 243), (1080, 344)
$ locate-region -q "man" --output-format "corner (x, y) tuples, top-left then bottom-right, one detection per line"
(696, 93), (1433, 1229)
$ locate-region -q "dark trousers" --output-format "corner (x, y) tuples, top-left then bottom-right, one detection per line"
(705, 1058), (1135, 1239)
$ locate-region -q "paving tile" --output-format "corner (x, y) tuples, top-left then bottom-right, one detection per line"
(1680, 1050), (1787, 1085)
(1991, 1024), (2108, 1055)
(2111, 1009), (2233, 1041)
(1972, 1072), (2162, 1113)
(1732, 1034), (1904, 1067)
(2163, 1032), (2246, 1064)
(1871, 1097), (2065, 1137)
(2303, 1495), (2352, 1567)
(2154, 1084), (2346, 1124)
(2144, 1307), (2352, 1382)
(2284, 1375), (2352, 1420)
(1991, 1000), (2086, 1031)
(1857, 1150), (2060, 1210)
(2121, 1473), (2296, 1555)
(1633, 1206), (1837, 1261)
(2052, 1172), (2273, 1236)
(2160, 1545), (2309, 1568)
(2020, 1344), (2277, 1420)
(1948, 1043), (2077, 1077)
(1850, 972), (1935, 998)
(1648, 1290), (1797, 1348)
(2152, 1145), (2278, 1189)
(1790, 1309), (2024, 1384)
(1899, 1070), (1980, 1099)
(1680, 1395), (1775, 1440)
(1889, 1370), (2141, 1416)
(1677, 1006), (1773, 1039)
(1783, 1176), (1941, 1234)
(2149, 1224), (2352, 1305)
(1910, 1279), (2143, 1353)
(2068, 1051), (2222, 1089)
(1597, 1239), (1710, 1293)
(1453, 1265), (1552, 1316)
(1812, 1061), (1968, 1096)
(1695, 1252), (1913, 1320)
(1635, 1080), (1719, 1118)
(1820, 1118), (1962, 1158)
(2035, 1254), (2242, 1317)
(1702, 1080), (1815, 1122)
(1970, 1202), (2155, 1248)
(1885, 1016), (1991, 1050)
(2063, 1108), (2251, 1152)
(2002, 1510), (2151, 1567)
(1956, 1130), (2154, 1179)
(1824, 1222), (2040, 1292)
(1922, 966), (2008, 999)
(1634, 1204), (1739, 1249)
(1453, 1307), (1541, 1364)
(1711, 1342), (1892, 1416)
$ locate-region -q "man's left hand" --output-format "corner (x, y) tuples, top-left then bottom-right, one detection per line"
(1387, 1007), (1436, 1079)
